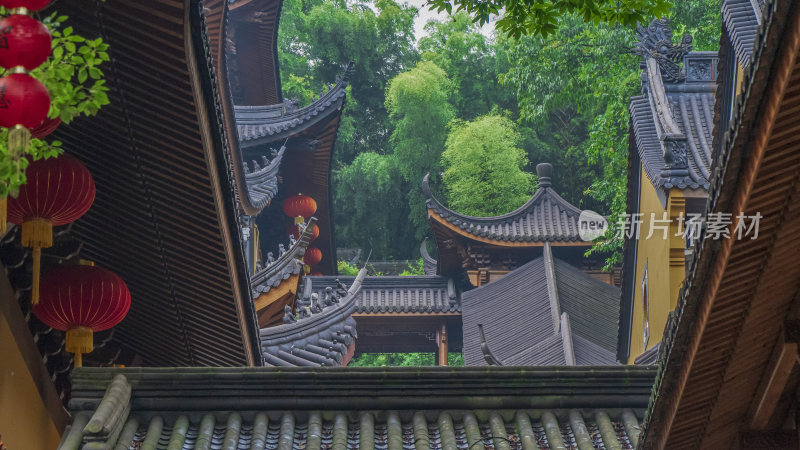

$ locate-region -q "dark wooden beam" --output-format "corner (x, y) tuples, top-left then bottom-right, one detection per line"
(749, 341), (798, 428)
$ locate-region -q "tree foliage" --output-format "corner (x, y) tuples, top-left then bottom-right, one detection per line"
(350, 352), (465, 366)
(333, 152), (416, 257)
(278, 0), (419, 163)
(427, 0), (671, 38)
(385, 61), (454, 240)
(442, 115), (536, 216)
(1, 12), (110, 197)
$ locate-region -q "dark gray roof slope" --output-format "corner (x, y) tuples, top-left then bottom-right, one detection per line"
(424, 163), (585, 243)
(462, 244), (620, 366)
(235, 64), (352, 148)
(61, 366), (655, 449)
(630, 19), (717, 191)
(305, 274), (459, 314)
(723, 0), (764, 67)
(259, 269), (366, 366)
(251, 218), (316, 297)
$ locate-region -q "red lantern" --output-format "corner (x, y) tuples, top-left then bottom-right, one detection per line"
(30, 116), (59, 139)
(0, 15), (52, 71)
(8, 154), (95, 304)
(308, 271), (323, 276)
(304, 246), (323, 266)
(0, 0), (50, 10)
(282, 194), (316, 224)
(287, 222), (319, 242)
(0, 72), (50, 129)
(33, 265), (130, 367)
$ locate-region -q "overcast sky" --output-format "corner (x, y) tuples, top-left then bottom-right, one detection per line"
(403, 0), (496, 40)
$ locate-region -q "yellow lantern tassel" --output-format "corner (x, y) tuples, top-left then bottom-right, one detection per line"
(0, 197), (6, 235)
(294, 215), (305, 225)
(8, 125), (31, 160)
(21, 218), (53, 305)
(66, 326), (94, 368)
(32, 246), (41, 304)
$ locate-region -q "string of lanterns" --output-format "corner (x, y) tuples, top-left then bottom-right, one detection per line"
(0, 0), (53, 232)
(282, 193), (323, 274)
(0, 1), (132, 368)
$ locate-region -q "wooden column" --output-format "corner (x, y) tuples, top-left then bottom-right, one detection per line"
(436, 323), (448, 366)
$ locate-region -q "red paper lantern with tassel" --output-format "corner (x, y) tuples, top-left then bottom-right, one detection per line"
(282, 194), (316, 225)
(0, 72), (50, 183)
(33, 265), (130, 367)
(0, 0), (50, 10)
(0, 14), (52, 71)
(304, 246), (323, 267)
(8, 154), (95, 304)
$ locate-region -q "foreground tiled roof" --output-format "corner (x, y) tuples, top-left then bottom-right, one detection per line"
(722, 0), (764, 67)
(462, 244), (620, 366)
(60, 366), (655, 449)
(630, 19), (717, 191)
(259, 269), (366, 366)
(424, 164), (585, 244)
(305, 274), (460, 314)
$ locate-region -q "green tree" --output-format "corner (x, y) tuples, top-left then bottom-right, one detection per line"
(426, 0), (671, 38)
(399, 258), (425, 276)
(333, 152), (417, 258)
(441, 115), (536, 216)
(350, 352), (465, 366)
(385, 61), (454, 239)
(278, 0), (419, 163)
(419, 13), (515, 120)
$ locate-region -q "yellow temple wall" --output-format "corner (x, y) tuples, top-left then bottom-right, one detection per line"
(627, 166), (686, 363)
(0, 313), (62, 449)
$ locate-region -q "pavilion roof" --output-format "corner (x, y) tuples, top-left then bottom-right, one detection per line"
(462, 244), (620, 366)
(424, 163), (587, 246)
(629, 19), (717, 192)
(235, 65), (351, 148)
(305, 274), (460, 315)
(60, 365), (655, 449)
(259, 269), (366, 366)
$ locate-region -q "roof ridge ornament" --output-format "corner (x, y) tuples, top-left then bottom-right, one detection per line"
(536, 163), (553, 188)
(633, 18), (693, 83)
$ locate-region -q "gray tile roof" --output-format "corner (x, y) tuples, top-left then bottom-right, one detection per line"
(259, 269), (366, 366)
(251, 218), (317, 297)
(630, 19), (717, 192)
(423, 163), (586, 243)
(723, 0), (764, 67)
(462, 244), (620, 366)
(305, 274), (460, 314)
(234, 64), (352, 148)
(61, 366), (655, 449)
